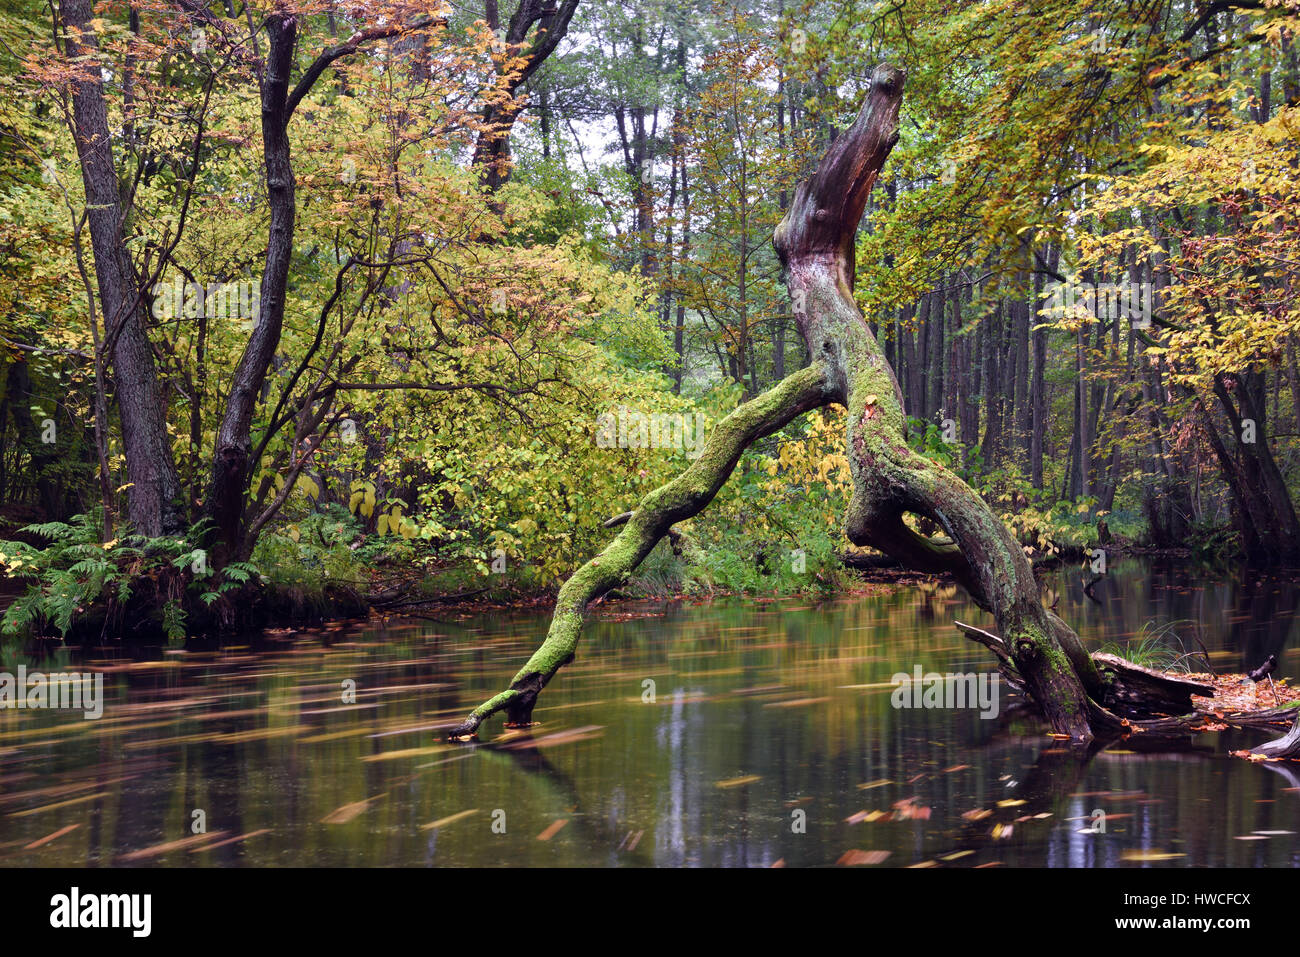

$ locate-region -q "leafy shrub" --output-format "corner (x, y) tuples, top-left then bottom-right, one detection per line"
(0, 512), (258, 640)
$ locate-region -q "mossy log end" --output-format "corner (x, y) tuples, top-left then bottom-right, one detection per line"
(445, 363), (834, 738)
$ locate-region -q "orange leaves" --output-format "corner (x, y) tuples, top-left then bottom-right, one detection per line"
(836, 849), (890, 866)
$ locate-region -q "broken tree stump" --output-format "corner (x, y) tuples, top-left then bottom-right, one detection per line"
(1092, 652), (1215, 719)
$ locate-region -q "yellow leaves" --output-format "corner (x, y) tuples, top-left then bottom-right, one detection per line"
(348, 482), (376, 519)
(376, 505), (417, 540)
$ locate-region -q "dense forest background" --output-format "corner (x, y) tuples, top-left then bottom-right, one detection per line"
(0, 0), (1298, 639)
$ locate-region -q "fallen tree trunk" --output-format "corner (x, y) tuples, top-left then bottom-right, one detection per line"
(1249, 713), (1300, 758)
(445, 64), (1149, 746)
(1091, 652), (1215, 718)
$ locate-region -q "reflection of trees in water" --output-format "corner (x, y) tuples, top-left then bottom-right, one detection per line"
(925, 723), (1300, 868)
(469, 740), (655, 867)
(1046, 559), (1297, 678)
(1222, 569), (1299, 672)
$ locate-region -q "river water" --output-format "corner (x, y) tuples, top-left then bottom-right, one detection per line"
(1, 559), (1297, 867)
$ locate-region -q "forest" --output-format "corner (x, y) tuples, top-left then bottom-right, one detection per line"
(0, 0), (1298, 878)
(4, 0), (1298, 629)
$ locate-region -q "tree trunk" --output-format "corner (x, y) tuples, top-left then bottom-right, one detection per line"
(471, 0), (579, 192)
(205, 14), (299, 561)
(772, 66), (1101, 744)
(446, 363), (834, 734)
(62, 0), (183, 537)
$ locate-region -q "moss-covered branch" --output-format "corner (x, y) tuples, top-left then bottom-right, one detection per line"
(445, 362), (834, 737)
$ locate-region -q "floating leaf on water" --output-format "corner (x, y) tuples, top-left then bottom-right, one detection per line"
(120, 831), (228, 861)
(321, 794), (385, 824)
(420, 808), (478, 832)
(836, 849), (890, 866)
(1119, 849), (1185, 861)
(9, 791), (107, 817)
(715, 775), (761, 789)
(536, 819), (567, 841)
(24, 823), (80, 850)
(857, 779), (891, 790)
(763, 697), (831, 709)
(188, 829), (270, 853)
(502, 725), (604, 750)
(360, 745), (448, 763)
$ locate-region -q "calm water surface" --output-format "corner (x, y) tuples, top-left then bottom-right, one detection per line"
(1, 559), (1297, 867)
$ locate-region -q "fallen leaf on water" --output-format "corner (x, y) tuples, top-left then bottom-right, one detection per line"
(321, 794), (385, 824)
(857, 779), (891, 790)
(941, 850), (974, 861)
(502, 725), (604, 750)
(763, 697), (831, 709)
(420, 808), (478, 831)
(9, 791), (107, 817)
(120, 831), (228, 861)
(1119, 849), (1185, 862)
(996, 799), (1026, 808)
(536, 819), (567, 841)
(962, 809), (993, 821)
(836, 849), (890, 866)
(24, 824), (80, 850)
(716, 775), (761, 789)
(188, 829), (270, 853)
(361, 745), (448, 763)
